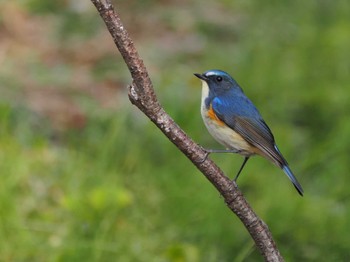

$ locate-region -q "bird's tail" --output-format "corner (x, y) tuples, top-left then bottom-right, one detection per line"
(282, 165), (304, 196)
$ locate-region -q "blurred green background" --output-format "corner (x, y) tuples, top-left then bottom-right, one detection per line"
(0, 0), (349, 261)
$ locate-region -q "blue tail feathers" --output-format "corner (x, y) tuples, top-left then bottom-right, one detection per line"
(282, 165), (304, 196)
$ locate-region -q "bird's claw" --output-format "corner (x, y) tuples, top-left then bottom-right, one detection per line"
(199, 150), (211, 163)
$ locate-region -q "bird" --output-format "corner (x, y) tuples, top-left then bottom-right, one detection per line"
(194, 69), (303, 196)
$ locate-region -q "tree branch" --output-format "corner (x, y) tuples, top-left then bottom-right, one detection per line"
(91, 1), (284, 261)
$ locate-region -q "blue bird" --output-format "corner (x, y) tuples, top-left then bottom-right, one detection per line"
(194, 69), (303, 196)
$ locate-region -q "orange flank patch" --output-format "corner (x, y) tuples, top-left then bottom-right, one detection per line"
(207, 104), (225, 126)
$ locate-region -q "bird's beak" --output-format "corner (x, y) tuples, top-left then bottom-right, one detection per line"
(194, 73), (208, 81)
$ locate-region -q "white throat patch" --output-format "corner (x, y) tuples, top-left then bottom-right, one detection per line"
(200, 80), (210, 110)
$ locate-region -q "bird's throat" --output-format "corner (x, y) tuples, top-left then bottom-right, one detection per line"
(201, 80), (210, 109)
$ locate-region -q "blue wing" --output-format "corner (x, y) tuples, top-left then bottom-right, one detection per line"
(212, 95), (304, 195)
(211, 95), (282, 165)
(211, 94), (303, 195)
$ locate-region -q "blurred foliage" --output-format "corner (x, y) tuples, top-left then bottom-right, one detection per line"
(0, 0), (350, 261)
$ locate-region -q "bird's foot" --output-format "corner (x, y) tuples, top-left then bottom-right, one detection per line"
(199, 150), (211, 163)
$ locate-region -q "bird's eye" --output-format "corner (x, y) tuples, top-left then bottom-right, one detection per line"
(216, 76), (223, 82)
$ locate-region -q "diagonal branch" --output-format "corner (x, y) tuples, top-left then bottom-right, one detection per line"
(91, 1), (284, 261)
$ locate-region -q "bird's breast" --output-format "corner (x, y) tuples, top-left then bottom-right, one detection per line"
(207, 105), (226, 126)
(200, 94), (255, 156)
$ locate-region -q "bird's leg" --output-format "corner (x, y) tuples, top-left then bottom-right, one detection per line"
(233, 157), (249, 181)
(199, 151), (210, 163)
(206, 149), (241, 154)
(200, 148), (240, 163)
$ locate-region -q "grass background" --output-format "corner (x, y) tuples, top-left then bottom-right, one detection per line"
(0, 0), (350, 261)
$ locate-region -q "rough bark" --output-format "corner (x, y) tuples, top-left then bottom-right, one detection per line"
(91, 1), (284, 261)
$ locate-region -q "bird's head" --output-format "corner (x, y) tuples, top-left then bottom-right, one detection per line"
(194, 70), (241, 96)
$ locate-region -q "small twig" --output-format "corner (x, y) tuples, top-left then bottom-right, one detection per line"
(90, 1), (284, 261)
